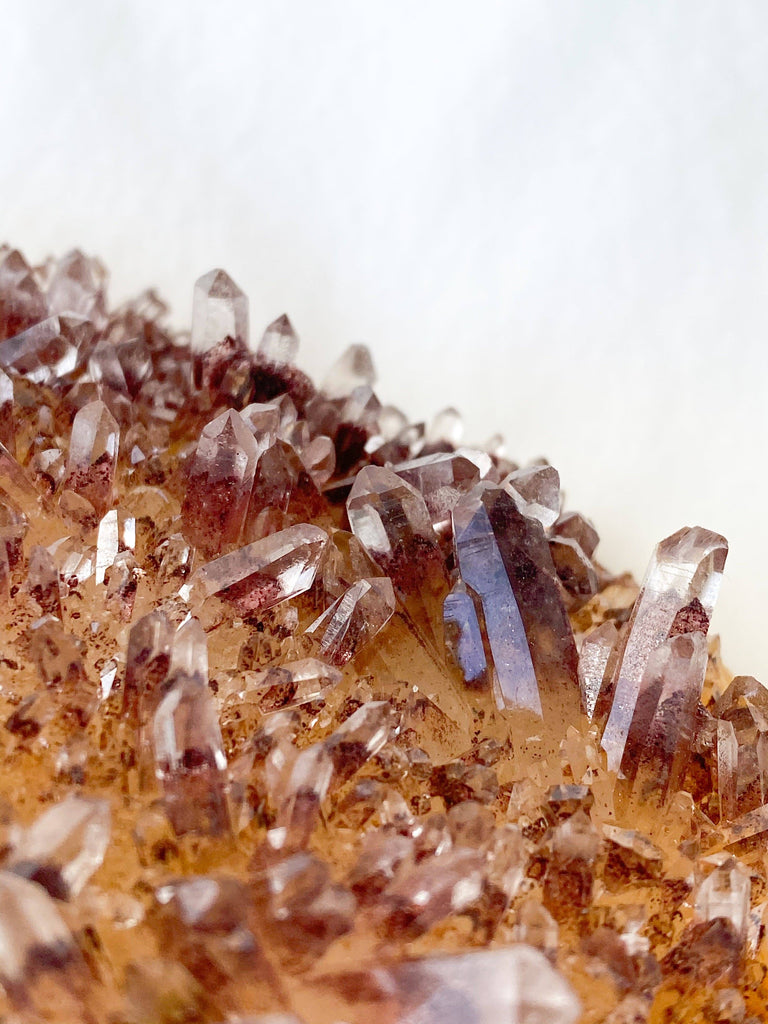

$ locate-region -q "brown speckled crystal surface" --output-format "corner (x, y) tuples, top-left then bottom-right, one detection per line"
(0, 243), (764, 1023)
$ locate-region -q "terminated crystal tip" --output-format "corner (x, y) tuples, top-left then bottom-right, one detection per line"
(191, 268), (249, 353)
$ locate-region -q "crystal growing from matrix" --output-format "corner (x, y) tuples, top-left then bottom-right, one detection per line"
(0, 243), (763, 1024)
(190, 267), (249, 353)
(601, 526), (727, 771)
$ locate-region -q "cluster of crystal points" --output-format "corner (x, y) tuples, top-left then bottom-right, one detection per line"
(0, 246), (765, 1024)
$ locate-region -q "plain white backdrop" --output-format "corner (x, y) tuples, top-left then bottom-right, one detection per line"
(1, 1), (767, 678)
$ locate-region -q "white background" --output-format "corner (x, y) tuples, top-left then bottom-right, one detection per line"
(2, 1), (767, 679)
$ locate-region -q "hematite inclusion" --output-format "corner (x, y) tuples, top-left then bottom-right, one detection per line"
(0, 243), (760, 1024)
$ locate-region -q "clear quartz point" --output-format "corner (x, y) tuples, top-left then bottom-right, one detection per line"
(347, 464), (447, 650)
(394, 448), (492, 535)
(619, 631), (709, 803)
(190, 268), (249, 353)
(426, 406), (463, 446)
(578, 621), (618, 720)
(257, 313), (299, 366)
(9, 794), (111, 899)
(181, 409), (260, 556)
(46, 249), (107, 324)
(62, 399), (119, 519)
(452, 483), (579, 718)
(601, 526), (728, 772)
(306, 577), (395, 666)
(322, 343), (376, 399)
(695, 854), (751, 940)
(0, 314), (92, 384)
(443, 579), (488, 688)
(502, 463), (561, 530)
(240, 658), (342, 713)
(187, 523), (328, 616)
(152, 674), (230, 837)
(0, 871), (77, 996)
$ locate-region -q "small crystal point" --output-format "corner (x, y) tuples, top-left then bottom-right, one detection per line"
(0, 870), (77, 998)
(578, 620), (618, 720)
(152, 675), (230, 837)
(123, 609), (174, 726)
(46, 249), (107, 323)
(503, 463), (561, 529)
(189, 523), (328, 615)
(443, 579), (488, 689)
(62, 399), (119, 519)
(322, 343), (376, 399)
(9, 794), (110, 899)
(695, 853), (751, 940)
(306, 576), (395, 666)
(190, 268), (249, 354)
(601, 526), (728, 772)
(258, 313), (299, 366)
(181, 408), (260, 556)
(0, 313), (90, 385)
(241, 658), (342, 713)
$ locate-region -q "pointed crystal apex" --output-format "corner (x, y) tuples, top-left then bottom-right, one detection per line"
(152, 676), (229, 836)
(181, 408), (260, 555)
(258, 313), (299, 366)
(243, 658), (342, 713)
(189, 523), (328, 615)
(601, 525), (728, 771)
(190, 268), (249, 353)
(0, 870), (77, 994)
(307, 576), (395, 666)
(322, 343), (376, 399)
(9, 794), (110, 899)
(503, 463), (561, 529)
(63, 399), (119, 518)
(47, 249), (107, 324)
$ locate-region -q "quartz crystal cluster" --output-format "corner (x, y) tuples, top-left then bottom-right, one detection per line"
(0, 244), (764, 1024)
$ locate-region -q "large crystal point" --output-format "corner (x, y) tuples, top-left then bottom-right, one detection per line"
(181, 409), (260, 556)
(443, 579), (488, 689)
(619, 631), (709, 804)
(24, 544), (63, 618)
(190, 268), (248, 353)
(306, 576), (395, 666)
(187, 523), (328, 616)
(152, 674), (230, 837)
(62, 399), (119, 519)
(0, 871), (78, 1002)
(362, 945), (580, 1024)
(394, 448), (492, 535)
(322, 343), (375, 399)
(257, 313), (299, 366)
(9, 794), (110, 899)
(0, 314), (91, 385)
(601, 527), (727, 772)
(452, 483), (579, 718)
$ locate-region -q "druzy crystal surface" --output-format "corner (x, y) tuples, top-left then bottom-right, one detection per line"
(0, 244), (763, 1024)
